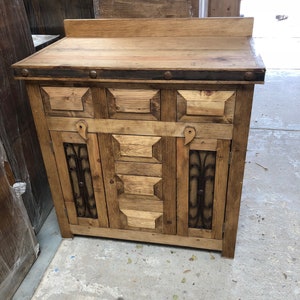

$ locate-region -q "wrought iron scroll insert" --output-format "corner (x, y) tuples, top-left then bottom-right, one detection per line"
(64, 143), (97, 218)
(189, 150), (216, 230)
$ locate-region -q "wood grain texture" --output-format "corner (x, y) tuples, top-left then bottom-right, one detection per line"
(212, 140), (230, 239)
(115, 161), (162, 177)
(47, 117), (233, 140)
(64, 18), (253, 37)
(222, 85), (254, 258)
(0, 143), (37, 300)
(13, 36), (261, 71)
(70, 225), (223, 251)
(24, 0), (94, 36)
(94, 0), (199, 18)
(178, 90), (235, 117)
(97, 133), (121, 229)
(26, 84), (72, 237)
(1, 0), (52, 234)
(41, 86), (94, 118)
(177, 138), (189, 236)
(208, 0), (241, 17)
(162, 137), (177, 234)
(50, 131), (78, 225)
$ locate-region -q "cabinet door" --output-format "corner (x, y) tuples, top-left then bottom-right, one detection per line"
(177, 138), (230, 240)
(50, 131), (108, 228)
(98, 133), (176, 234)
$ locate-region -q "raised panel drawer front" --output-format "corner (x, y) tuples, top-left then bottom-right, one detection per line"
(177, 90), (236, 123)
(107, 88), (161, 120)
(41, 86), (94, 117)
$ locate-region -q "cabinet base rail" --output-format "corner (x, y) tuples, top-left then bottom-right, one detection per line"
(69, 225), (223, 252)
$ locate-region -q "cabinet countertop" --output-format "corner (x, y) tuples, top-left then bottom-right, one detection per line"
(13, 18), (265, 83)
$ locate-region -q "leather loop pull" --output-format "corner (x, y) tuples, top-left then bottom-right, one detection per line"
(76, 120), (88, 141)
(184, 127), (196, 145)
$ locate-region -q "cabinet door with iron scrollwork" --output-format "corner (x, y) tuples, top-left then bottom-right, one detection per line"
(177, 138), (230, 240)
(50, 131), (109, 228)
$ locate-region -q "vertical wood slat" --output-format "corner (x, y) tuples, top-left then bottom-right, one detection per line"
(98, 133), (121, 229)
(93, 87), (109, 119)
(86, 134), (109, 227)
(26, 83), (72, 238)
(161, 90), (177, 234)
(222, 85), (254, 258)
(212, 139), (230, 239)
(177, 138), (189, 236)
(162, 137), (177, 234)
(50, 131), (78, 225)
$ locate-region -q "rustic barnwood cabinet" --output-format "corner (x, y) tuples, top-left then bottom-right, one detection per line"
(13, 18), (265, 258)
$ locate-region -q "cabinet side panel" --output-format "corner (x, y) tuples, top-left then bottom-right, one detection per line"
(26, 83), (72, 237)
(223, 85), (254, 258)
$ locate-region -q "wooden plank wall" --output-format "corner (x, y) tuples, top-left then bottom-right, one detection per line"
(23, 0), (95, 37)
(0, 143), (38, 299)
(93, 0), (199, 18)
(208, 0), (241, 17)
(0, 0), (52, 232)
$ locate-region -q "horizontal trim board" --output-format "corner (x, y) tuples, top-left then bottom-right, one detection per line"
(70, 225), (223, 251)
(47, 117), (233, 140)
(14, 68), (265, 83)
(64, 18), (254, 38)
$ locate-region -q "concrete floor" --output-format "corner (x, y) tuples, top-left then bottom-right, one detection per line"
(13, 1), (300, 299)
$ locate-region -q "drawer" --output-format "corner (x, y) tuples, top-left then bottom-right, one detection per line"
(41, 86), (94, 117)
(177, 90), (236, 123)
(107, 88), (161, 120)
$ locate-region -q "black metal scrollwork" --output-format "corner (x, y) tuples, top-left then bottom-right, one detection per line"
(189, 150), (216, 230)
(64, 143), (97, 218)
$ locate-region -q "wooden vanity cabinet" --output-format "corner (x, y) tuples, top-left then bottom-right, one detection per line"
(13, 18), (265, 258)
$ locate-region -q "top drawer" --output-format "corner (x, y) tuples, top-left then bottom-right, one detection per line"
(41, 86), (94, 118)
(177, 90), (236, 123)
(107, 88), (161, 121)
(107, 88), (236, 123)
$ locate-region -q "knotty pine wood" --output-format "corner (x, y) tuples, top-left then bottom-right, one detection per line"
(13, 36), (262, 73)
(47, 117), (233, 140)
(64, 18), (253, 37)
(97, 133), (122, 229)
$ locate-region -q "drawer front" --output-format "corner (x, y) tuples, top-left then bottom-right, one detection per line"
(177, 90), (236, 123)
(41, 86), (94, 117)
(107, 88), (161, 120)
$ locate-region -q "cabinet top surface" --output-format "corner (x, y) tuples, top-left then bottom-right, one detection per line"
(13, 18), (265, 83)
